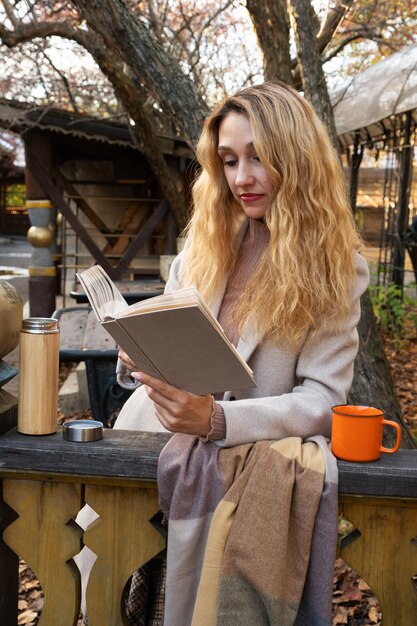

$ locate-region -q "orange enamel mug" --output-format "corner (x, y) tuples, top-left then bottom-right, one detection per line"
(331, 404), (401, 462)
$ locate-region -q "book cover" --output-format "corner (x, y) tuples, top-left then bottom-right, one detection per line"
(77, 266), (256, 395)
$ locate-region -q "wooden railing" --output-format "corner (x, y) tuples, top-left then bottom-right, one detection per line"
(0, 427), (416, 626)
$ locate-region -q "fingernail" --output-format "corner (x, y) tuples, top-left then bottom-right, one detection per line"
(132, 371), (144, 381)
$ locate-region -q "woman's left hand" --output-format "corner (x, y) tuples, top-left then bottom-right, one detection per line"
(131, 371), (213, 437)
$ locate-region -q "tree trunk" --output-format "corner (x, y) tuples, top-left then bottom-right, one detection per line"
(66, 2), (195, 229)
(101, 63), (189, 230)
(349, 292), (414, 448)
(289, 0), (339, 150)
(265, 1), (413, 449)
(246, 0), (293, 84)
(71, 0), (209, 148)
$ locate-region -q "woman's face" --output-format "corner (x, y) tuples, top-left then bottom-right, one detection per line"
(217, 112), (275, 220)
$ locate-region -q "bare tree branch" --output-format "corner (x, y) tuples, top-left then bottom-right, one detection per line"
(0, 18), (98, 51)
(1, 0), (19, 27)
(323, 28), (401, 65)
(316, 0), (354, 53)
(41, 50), (80, 112)
(33, 53), (51, 99)
(289, 0), (339, 150)
(246, 0), (293, 83)
(195, 0), (234, 50)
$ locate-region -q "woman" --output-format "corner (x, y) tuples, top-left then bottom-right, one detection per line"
(116, 81), (370, 626)
(116, 81), (369, 444)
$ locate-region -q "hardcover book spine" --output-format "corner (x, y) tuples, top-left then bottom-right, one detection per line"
(102, 319), (165, 381)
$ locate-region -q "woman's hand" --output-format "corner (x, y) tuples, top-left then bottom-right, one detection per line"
(118, 349), (138, 373)
(130, 370), (213, 437)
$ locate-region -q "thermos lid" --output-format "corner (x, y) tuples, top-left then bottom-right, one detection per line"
(63, 419), (103, 442)
(21, 317), (59, 334)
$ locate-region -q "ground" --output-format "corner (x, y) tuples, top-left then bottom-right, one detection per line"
(382, 326), (417, 445)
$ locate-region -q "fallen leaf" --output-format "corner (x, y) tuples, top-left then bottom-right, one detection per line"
(369, 605), (382, 623)
(17, 610), (38, 624)
(358, 578), (371, 591)
(332, 605), (348, 624)
(28, 596), (44, 611)
(20, 580), (41, 591)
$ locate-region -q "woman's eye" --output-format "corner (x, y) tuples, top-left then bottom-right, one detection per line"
(253, 155), (260, 162)
(224, 159), (237, 167)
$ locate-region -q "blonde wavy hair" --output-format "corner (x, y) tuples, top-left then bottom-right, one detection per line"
(182, 81), (362, 345)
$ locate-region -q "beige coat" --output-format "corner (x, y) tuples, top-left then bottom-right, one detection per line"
(114, 247), (370, 447)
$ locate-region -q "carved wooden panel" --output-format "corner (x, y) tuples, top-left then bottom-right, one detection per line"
(2, 478), (165, 625)
(2, 479), (82, 625)
(339, 495), (417, 626)
(83, 484), (165, 625)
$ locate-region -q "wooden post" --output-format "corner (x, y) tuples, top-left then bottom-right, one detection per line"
(0, 474), (18, 625)
(84, 484), (165, 625)
(24, 131), (57, 316)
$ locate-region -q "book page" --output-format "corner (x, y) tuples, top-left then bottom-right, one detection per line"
(116, 286), (200, 317)
(77, 266), (128, 322)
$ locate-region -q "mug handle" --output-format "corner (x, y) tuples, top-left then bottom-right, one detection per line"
(380, 419), (401, 454)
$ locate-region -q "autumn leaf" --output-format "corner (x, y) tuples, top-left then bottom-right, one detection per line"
(369, 605), (382, 623)
(17, 609), (38, 625)
(332, 605), (348, 625)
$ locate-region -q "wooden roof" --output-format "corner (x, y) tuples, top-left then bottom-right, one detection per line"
(0, 99), (192, 157)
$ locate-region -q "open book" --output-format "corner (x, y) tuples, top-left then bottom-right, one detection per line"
(76, 265), (256, 395)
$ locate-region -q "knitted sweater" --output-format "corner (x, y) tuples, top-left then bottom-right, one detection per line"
(209, 219), (269, 440)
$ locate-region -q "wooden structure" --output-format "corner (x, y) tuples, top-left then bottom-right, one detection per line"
(0, 99), (193, 315)
(0, 427), (416, 625)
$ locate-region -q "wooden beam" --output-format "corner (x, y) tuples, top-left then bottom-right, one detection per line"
(339, 495), (417, 626)
(115, 201), (169, 276)
(55, 171), (111, 237)
(26, 152), (118, 279)
(0, 429), (416, 497)
(104, 200), (145, 257)
(0, 429), (171, 485)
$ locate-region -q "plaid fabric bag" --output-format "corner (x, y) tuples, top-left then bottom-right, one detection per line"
(125, 553), (167, 626)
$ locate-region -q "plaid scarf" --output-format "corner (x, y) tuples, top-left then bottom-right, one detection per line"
(158, 434), (338, 626)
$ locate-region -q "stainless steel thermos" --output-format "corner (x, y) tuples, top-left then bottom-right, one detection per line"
(17, 317), (60, 435)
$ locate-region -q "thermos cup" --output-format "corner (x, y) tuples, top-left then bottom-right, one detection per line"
(17, 317), (60, 435)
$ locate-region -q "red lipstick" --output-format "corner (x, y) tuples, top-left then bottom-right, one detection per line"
(240, 193), (263, 202)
